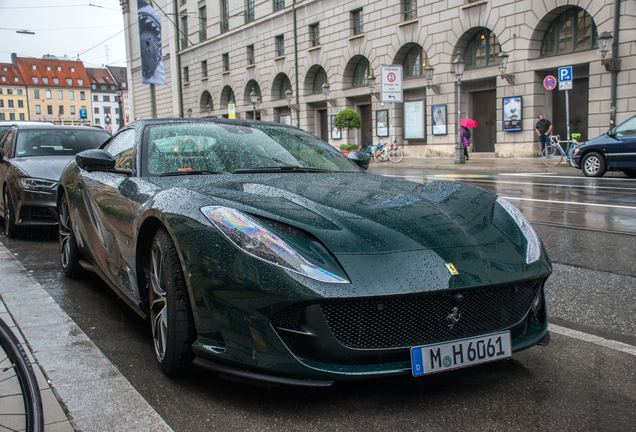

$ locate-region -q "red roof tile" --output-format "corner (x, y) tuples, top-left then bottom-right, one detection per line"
(0, 63), (26, 85)
(16, 57), (91, 88)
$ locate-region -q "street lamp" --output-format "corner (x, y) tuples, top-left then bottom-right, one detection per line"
(598, 31), (620, 72)
(187, 108), (192, 118)
(285, 89), (299, 126)
(452, 50), (466, 165)
(250, 86), (258, 120)
(367, 66), (376, 92)
(423, 65), (440, 95)
(497, 52), (515, 85)
(322, 82), (336, 107)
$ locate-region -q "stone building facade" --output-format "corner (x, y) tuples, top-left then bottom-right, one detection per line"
(121, 0), (635, 157)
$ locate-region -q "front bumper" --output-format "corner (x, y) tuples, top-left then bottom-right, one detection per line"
(16, 188), (58, 226)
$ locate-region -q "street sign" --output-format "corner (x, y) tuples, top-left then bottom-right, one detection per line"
(559, 81), (573, 91)
(228, 103), (235, 118)
(543, 75), (557, 91)
(79, 109), (87, 119)
(558, 66), (572, 82)
(380, 65), (403, 103)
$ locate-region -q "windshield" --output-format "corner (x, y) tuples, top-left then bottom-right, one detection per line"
(142, 122), (361, 175)
(15, 129), (110, 157)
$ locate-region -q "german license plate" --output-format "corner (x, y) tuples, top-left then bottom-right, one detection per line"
(411, 331), (511, 376)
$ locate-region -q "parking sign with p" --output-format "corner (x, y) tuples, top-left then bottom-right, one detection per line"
(558, 66), (572, 82)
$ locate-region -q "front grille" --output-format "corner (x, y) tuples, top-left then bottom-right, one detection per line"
(20, 206), (56, 222)
(271, 308), (303, 349)
(321, 279), (543, 349)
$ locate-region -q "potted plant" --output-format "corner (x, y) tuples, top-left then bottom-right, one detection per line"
(338, 143), (359, 156)
(334, 109), (362, 155)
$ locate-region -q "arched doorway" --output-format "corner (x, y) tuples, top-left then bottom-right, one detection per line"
(200, 91), (213, 117)
(244, 80), (262, 120)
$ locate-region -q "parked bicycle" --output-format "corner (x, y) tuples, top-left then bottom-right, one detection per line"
(0, 317), (44, 432)
(365, 141), (404, 163)
(541, 133), (580, 167)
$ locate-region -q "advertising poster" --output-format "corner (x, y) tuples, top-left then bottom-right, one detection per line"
(331, 115), (341, 139)
(404, 101), (424, 139)
(376, 110), (388, 137)
(503, 96), (522, 131)
(137, 0), (166, 85)
(432, 105), (447, 135)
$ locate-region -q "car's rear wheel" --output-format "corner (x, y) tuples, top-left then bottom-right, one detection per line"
(149, 228), (194, 374)
(582, 152), (606, 177)
(623, 169), (636, 178)
(3, 188), (18, 238)
(58, 192), (82, 278)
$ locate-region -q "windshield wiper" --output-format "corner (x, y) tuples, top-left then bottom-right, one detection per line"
(159, 170), (226, 176)
(232, 166), (334, 174)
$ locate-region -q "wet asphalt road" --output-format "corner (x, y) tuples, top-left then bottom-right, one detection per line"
(2, 170), (636, 431)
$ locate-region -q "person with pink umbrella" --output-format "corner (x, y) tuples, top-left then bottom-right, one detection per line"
(460, 118), (478, 161)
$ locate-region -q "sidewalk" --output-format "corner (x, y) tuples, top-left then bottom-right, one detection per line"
(0, 155), (589, 431)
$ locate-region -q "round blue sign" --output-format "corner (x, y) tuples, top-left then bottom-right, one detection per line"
(543, 75), (557, 90)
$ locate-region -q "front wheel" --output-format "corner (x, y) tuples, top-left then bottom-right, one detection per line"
(149, 228), (194, 374)
(372, 149), (383, 163)
(541, 144), (562, 167)
(582, 152), (606, 177)
(388, 148), (404, 163)
(58, 192), (82, 278)
(3, 188), (18, 238)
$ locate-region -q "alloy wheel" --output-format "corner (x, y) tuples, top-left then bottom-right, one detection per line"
(59, 199), (71, 269)
(150, 241), (168, 362)
(584, 155), (600, 175)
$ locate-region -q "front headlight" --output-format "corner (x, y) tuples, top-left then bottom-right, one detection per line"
(19, 177), (57, 191)
(200, 206), (348, 284)
(496, 197), (541, 264)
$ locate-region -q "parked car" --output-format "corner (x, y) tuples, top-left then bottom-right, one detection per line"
(0, 124), (110, 237)
(57, 118), (551, 386)
(571, 115), (636, 177)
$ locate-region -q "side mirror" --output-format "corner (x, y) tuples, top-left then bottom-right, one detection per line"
(607, 127), (617, 138)
(348, 150), (371, 170)
(76, 149), (115, 172)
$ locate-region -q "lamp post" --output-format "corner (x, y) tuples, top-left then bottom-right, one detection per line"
(423, 65), (440, 94)
(285, 89), (299, 126)
(250, 86), (258, 120)
(452, 50), (466, 165)
(598, 31), (620, 126)
(497, 52), (515, 85)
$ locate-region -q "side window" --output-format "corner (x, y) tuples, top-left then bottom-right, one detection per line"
(2, 130), (15, 158)
(104, 129), (136, 169)
(615, 117), (636, 137)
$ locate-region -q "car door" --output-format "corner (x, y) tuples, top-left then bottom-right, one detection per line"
(77, 129), (137, 299)
(606, 117), (636, 169)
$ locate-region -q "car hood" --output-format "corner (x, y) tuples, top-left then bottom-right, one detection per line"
(149, 173), (506, 255)
(12, 156), (74, 181)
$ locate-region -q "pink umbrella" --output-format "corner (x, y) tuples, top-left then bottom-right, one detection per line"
(460, 118), (478, 128)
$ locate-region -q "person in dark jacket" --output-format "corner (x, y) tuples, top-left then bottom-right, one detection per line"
(461, 126), (470, 160)
(535, 114), (553, 155)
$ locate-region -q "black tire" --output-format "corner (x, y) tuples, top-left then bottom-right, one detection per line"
(58, 192), (82, 278)
(623, 169), (636, 178)
(148, 228), (194, 374)
(582, 152), (606, 177)
(0, 318), (44, 432)
(3, 188), (18, 238)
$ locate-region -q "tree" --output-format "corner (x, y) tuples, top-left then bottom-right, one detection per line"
(333, 109), (362, 132)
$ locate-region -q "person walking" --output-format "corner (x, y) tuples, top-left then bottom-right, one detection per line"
(461, 126), (470, 161)
(535, 114), (553, 155)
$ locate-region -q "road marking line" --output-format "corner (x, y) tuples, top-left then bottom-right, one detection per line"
(549, 324), (636, 356)
(499, 173), (636, 181)
(501, 196), (636, 211)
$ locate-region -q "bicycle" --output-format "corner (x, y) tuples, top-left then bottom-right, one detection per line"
(0, 317), (44, 432)
(541, 134), (579, 167)
(386, 141), (404, 163)
(363, 141), (387, 163)
(366, 141), (404, 163)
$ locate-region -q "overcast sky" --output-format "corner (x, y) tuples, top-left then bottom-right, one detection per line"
(0, 0), (126, 68)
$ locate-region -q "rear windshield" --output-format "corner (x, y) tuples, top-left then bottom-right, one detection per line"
(15, 129), (110, 157)
(142, 123), (360, 175)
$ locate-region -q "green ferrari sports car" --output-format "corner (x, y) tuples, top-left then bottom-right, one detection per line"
(57, 118), (551, 386)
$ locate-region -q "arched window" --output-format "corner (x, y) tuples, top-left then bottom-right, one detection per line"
(403, 46), (428, 79)
(200, 91), (213, 113)
(312, 68), (328, 94)
(279, 76), (292, 99)
(541, 7), (597, 56)
(352, 58), (369, 87)
(465, 28), (501, 69)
